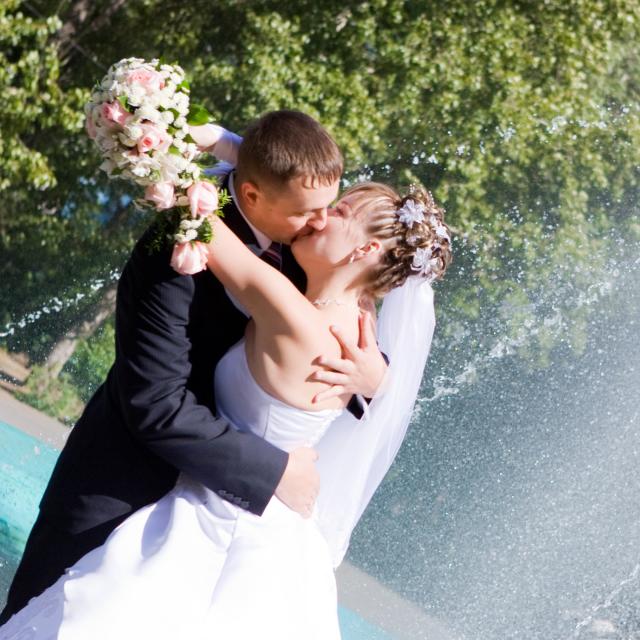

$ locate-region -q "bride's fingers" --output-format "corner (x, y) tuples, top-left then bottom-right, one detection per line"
(315, 356), (355, 375)
(312, 385), (345, 404)
(310, 369), (349, 385)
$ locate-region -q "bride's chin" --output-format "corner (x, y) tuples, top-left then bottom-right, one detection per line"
(291, 239), (322, 272)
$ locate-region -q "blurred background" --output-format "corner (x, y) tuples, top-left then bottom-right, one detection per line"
(0, 1), (639, 638)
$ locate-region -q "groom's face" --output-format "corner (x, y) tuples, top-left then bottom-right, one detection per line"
(241, 175), (340, 244)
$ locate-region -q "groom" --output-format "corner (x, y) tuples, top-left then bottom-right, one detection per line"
(0, 110), (386, 622)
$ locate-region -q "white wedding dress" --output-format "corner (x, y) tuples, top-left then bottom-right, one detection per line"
(0, 340), (343, 640)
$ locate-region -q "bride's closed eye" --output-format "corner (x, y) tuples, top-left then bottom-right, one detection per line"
(331, 203), (347, 217)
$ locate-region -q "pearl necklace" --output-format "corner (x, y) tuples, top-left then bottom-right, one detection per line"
(311, 298), (359, 309)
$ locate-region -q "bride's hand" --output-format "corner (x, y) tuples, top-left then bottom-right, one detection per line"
(189, 124), (242, 164)
(310, 310), (388, 403)
(189, 123), (224, 152)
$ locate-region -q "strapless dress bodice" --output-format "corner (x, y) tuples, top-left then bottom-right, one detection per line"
(214, 340), (342, 452)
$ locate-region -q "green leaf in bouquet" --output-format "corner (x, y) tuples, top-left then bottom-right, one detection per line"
(117, 95), (130, 112)
(199, 170), (219, 186)
(216, 189), (231, 215)
(169, 145), (182, 156)
(178, 79), (191, 93)
(183, 133), (196, 144)
(198, 218), (213, 243)
(187, 103), (212, 125)
(146, 209), (181, 255)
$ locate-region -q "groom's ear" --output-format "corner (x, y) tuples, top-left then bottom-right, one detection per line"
(239, 180), (261, 208)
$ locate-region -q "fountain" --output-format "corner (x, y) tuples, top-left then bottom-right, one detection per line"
(2, 226), (638, 638)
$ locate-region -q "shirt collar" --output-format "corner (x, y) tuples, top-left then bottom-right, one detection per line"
(228, 171), (272, 251)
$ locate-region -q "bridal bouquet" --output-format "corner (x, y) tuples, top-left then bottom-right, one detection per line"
(85, 57), (226, 274)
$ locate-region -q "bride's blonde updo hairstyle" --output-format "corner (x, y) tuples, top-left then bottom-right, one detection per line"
(344, 182), (452, 299)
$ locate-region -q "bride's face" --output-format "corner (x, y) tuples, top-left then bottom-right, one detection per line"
(291, 194), (371, 269)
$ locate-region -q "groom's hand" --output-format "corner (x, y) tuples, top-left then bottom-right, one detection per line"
(275, 447), (320, 519)
(310, 310), (388, 403)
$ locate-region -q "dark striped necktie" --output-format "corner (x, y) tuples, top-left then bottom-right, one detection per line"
(261, 242), (283, 271)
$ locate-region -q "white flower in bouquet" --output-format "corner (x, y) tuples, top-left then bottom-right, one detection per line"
(173, 139), (187, 154)
(136, 104), (163, 124)
(160, 110), (175, 125)
(173, 93), (190, 115)
(96, 133), (117, 151)
(123, 122), (143, 141)
(130, 155), (161, 181)
(117, 132), (138, 148)
(131, 164), (152, 179)
(86, 56), (226, 275)
(180, 218), (203, 231)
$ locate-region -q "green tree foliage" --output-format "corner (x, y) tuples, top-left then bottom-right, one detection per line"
(65, 317), (115, 402)
(0, 0), (141, 366)
(2, 0), (639, 401)
(0, 0), (81, 191)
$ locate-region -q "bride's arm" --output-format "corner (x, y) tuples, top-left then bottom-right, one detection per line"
(190, 124), (241, 165)
(205, 216), (314, 337)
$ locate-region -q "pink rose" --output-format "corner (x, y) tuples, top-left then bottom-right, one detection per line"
(170, 241), (208, 275)
(145, 182), (176, 210)
(101, 101), (131, 127)
(187, 182), (219, 217)
(137, 123), (171, 154)
(126, 69), (165, 92)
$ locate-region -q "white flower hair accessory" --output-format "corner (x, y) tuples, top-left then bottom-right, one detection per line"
(411, 247), (441, 282)
(394, 190), (451, 284)
(429, 215), (451, 243)
(396, 200), (425, 228)
(407, 214), (451, 283)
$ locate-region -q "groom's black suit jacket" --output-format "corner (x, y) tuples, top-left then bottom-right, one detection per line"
(0, 179), (317, 623)
(40, 184), (309, 533)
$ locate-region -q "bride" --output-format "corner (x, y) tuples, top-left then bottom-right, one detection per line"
(0, 170), (451, 638)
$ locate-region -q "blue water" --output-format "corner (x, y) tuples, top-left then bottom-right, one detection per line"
(0, 421), (58, 551)
(338, 606), (394, 639)
(0, 420), (393, 637)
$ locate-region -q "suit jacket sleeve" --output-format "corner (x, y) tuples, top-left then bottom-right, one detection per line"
(112, 237), (288, 516)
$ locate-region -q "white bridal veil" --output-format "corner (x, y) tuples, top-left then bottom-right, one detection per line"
(315, 278), (436, 567)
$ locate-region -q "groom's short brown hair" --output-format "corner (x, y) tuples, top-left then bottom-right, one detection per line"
(236, 110), (343, 187)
